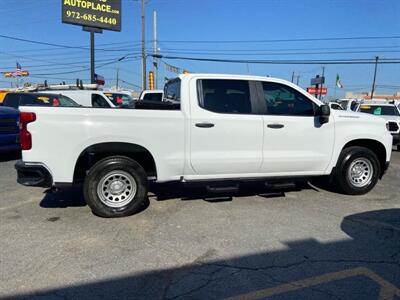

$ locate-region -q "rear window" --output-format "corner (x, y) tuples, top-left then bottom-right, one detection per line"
(143, 92), (163, 102)
(104, 93), (133, 106)
(359, 105), (399, 116)
(164, 79), (181, 102)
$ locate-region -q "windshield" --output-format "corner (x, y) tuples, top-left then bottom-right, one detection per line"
(164, 78), (181, 102)
(103, 93), (133, 106)
(359, 105), (399, 116)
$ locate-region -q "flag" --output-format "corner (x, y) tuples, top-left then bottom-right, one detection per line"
(94, 73), (105, 85)
(13, 62), (22, 77)
(336, 74), (343, 88)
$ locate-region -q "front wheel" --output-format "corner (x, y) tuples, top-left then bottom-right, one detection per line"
(84, 156), (149, 218)
(333, 146), (380, 195)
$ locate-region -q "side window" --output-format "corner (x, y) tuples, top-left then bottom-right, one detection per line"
(92, 94), (110, 108)
(262, 82), (315, 116)
(199, 79), (252, 114)
(3, 94), (20, 108)
(20, 95), (41, 106)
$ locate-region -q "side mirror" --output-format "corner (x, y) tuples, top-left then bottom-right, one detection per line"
(319, 104), (330, 124)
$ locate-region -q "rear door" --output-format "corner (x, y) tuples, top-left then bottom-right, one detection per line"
(189, 78), (263, 175)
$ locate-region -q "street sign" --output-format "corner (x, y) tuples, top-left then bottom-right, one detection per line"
(311, 76), (325, 85)
(307, 87), (327, 95)
(62, 0), (122, 32)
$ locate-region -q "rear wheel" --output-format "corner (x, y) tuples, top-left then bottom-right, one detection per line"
(84, 156), (148, 218)
(333, 146), (380, 195)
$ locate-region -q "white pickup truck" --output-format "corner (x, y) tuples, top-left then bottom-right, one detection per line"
(16, 74), (392, 218)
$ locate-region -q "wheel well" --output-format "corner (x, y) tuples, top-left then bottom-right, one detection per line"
(73, 142), (157, 184)
(342, 139), (387, 175)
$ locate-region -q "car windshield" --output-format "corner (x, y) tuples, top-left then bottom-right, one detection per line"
(103, 93), (133, 106)
(359, 105), (399, 116)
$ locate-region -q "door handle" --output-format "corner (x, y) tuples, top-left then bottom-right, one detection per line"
(267, 123), (284, 129)
(195, 122), (215, 128)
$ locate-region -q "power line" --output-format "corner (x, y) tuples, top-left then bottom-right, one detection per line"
(157, 35), (400, 44)
(153, 55), (400, 65)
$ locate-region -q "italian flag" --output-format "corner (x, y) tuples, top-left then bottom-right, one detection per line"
(336, 74), (343, 88)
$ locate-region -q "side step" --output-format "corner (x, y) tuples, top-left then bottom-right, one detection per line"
(206, 184), (239, 194)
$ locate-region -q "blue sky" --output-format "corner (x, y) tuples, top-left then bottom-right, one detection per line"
(0, 0), (399, 97)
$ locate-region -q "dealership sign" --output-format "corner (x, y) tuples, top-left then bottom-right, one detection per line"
(62, 0), (121, 31)
(307, 87), (327, 95)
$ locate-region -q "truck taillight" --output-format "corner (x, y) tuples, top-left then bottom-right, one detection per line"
(19, 112), (36, 150)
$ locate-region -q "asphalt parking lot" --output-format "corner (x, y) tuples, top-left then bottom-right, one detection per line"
(0, 152), (399, 300)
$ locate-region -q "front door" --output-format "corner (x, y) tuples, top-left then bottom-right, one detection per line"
(258, 81), (334, 175)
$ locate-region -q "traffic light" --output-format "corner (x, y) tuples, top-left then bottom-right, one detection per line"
(149, 71), (155, 90)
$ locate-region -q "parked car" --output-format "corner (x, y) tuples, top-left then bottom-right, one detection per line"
(45, 90), (115, 108)
(2, 93), (79, 109)
(15, 74), (392, 218)
(357, 102), (400, 150)
(0, 106), (19, 152)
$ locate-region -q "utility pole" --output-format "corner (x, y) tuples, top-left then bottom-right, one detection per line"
(371, 56), (379, 100)
(319, 66), (325, 100)
(153, 10), (158, 89)
(291, 71), (295, 83)
(141, 0), (147, 90)
(90, 31), (95, 84)
(295, 75), (300, 86)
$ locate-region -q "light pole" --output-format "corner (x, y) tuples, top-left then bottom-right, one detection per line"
(370, 56), (379, 100)
(141, 0), (147, 90)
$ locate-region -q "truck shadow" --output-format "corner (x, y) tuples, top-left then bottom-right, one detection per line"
(39, 181), (317, 209)
(7, 208), (400, 299)
(40, 185), (86, 208)
(149, 180), (315, 202)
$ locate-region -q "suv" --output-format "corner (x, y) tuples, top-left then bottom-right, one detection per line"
(2, 93), (78, 109)
(357, 102), (400, 150)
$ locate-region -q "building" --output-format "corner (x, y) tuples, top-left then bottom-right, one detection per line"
(345, 91), (400, 100)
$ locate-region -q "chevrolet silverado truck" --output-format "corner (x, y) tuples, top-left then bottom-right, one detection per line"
(15, 74), (392, 218)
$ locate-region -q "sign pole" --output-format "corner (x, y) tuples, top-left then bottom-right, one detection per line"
(90, 30), (95, 84)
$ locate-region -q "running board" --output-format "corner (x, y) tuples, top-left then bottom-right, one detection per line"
(265, 182), (297, 190)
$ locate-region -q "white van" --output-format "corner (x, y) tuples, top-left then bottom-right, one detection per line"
(45, 90), (116, 108)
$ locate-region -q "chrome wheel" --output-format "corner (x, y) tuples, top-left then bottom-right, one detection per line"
(97, 171), (137, 208)
(347, 158), (373, 188)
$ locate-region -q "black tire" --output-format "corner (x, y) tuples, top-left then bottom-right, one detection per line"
(83, 156), (149, 218)
(333, 146), (381, 195)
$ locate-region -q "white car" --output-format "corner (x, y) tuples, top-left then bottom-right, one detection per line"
(45, 90), (116, 108)
(16, 73), (392, 218)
